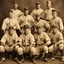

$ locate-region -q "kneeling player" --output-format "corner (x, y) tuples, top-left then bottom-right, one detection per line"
(49, 26), (64, 61)
(34, 26), (51, 62)
(0, 26), (19, 63)
(17, 25), (36, 64)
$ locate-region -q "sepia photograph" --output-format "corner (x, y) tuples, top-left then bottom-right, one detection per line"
(0, 0), (64, 64)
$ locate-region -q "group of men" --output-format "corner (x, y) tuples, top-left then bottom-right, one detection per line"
(0, 0), (64, 64)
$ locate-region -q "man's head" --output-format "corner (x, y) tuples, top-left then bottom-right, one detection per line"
(36, 2), (41, 9)
(35, 13), (40, 21)
(13, 1), (18, 9)
(51, 25), (58, 34)
(36, 26), (42, 34)
(24, 25), (31, 35)
(8, 9), (13, 18)
(46, 0), (51, 9)
(52, 10), (57, 18)
(24, 7), (29, 16)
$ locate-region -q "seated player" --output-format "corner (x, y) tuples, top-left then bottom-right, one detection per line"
(0, 26), (19, 63)
(49, 25), (64, 61)
(17, 25), (36, 64)
(34, 26), (51, 62)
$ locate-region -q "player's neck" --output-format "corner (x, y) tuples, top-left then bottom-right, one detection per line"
(47, 7), (51, 9)
(8, 16), (13, 19)
(14, 8), (18, 10)
(53, 16), (57, 19)
(36, 7), (40, 10)
(24, 14), (29, 16)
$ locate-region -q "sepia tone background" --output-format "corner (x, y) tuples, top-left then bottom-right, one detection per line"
(0, 0), (64, 39)
(0, 0), (64, 64)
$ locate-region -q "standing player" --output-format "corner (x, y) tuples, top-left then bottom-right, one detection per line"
(2, 9), (20, 33)
(44, 0), (54, 24)
(11, 1), (24, 23)
(19, 7), (35, 28)
(33, 14), (50, 33)
(19, 7), (35, 34)
(31, 2), (44, 19)
(51, 10), (63, 32)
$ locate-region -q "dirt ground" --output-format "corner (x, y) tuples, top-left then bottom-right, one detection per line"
(2, 58), (64, 64)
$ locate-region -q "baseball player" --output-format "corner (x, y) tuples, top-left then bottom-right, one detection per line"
(11, 1), (24, 23)
(18, 25), (36, 64)
(31, 2), (44, 19)
(44, 0), (54, 24)
(49, 25), (64, 61)
(19, 7), (35, 34)
(19, 7), (35, 28)
(33, 13), (50, 33)
(51, 10), (63, 32)
(34, 26), (51, 62)
(2, 9), (20, 33)
(0, 26), (20, 63)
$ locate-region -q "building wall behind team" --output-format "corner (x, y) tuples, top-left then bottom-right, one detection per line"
(0, 0), (64, 39)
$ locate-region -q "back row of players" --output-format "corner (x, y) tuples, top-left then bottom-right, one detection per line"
(0, 0), (64, 64)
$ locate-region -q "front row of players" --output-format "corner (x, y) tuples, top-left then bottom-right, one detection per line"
(0, 24), (64, 64)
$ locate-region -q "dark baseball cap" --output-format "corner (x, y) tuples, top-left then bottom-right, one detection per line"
(24, 7), (29, 11)
(36, 2), (40, 5)
(13, 1), (18, 4)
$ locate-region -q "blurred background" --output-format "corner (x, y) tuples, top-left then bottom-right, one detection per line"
(0, 0), (64, 39)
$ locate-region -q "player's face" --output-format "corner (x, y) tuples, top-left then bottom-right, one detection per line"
(36, 16), (40, 21)
(52, 12), (57, 18)
(9, 12), (13, 18)
(24, 10), (29, 15)
(36, 4), (41, 9)
(9, 29), (14, 36)
(13, 3), (18, 9)
(37, 28), (42, 34)
(25, 28), (31, 35)
(46, 2), (51, 9)
(53, 28), (57, 34)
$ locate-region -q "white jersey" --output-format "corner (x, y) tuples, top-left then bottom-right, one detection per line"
(44, 8), (54, 20)
(19, 15), (35, 27)
(51, 17), (63, 31)
(31, 8), (44, 19)
(2, 17), (20, 31)
(12, 9), (24, 23)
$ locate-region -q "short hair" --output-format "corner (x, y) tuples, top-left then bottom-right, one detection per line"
(36, 2), (40, 5)
(8, 9), (13, 13)
(13, 1), (18, 4)
(51, 25), (58, 29)
(24, 7), (29, 11)
(24, 25), (31, 29)
(35, 13), (40, 17)
(52, 9), (57, 13)
(46, 0), (51, 4)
